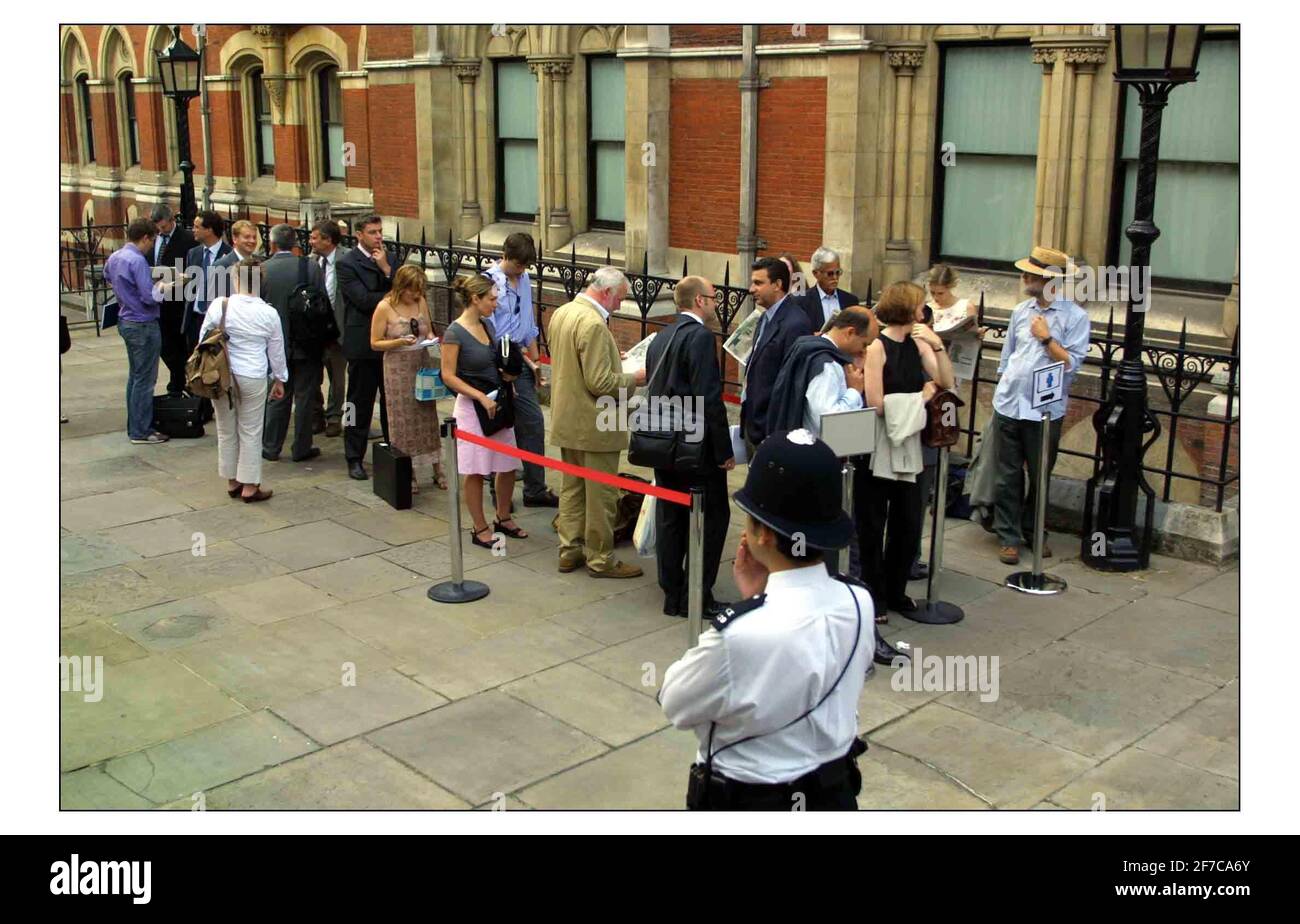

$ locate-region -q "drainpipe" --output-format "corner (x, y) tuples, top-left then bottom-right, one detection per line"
(736, 24), (767, 314)
(197, 25), (214, 211)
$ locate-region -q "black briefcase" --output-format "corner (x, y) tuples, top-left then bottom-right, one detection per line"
(372, 441), (412, 510)
(152, 393), (206, 439)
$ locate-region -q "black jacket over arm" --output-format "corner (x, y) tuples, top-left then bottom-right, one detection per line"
(766, 334), (853, 435)
(740, 295), (811, 447)
(337, 247), (397, 361)
(644, 314), (732, 468)
(799, 286), (861, 335)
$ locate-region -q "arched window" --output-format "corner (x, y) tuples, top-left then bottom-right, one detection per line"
(317, 65), (345, 182)
(76, 74), (95, 163)
(250, 68), (275, 176)
(119, 72), (139, 166)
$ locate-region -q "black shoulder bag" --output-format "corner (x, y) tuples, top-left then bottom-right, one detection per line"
(627, 323), (705, 472)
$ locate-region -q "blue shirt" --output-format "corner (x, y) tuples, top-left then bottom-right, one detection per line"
(485, 261), (538, 348)
(993, 296), (1091, 421)
(103, 244), (162, 323)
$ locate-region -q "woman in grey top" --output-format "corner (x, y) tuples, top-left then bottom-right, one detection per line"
(440, 274), (528, 549)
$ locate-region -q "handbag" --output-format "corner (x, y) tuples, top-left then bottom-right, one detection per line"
(627, 324), (705, 472)
(414, 368), (450, 402)
(470, 377), (515, 436)
(922, 388), (965, 449)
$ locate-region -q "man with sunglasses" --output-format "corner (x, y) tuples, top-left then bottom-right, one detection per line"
(484, 232), (560, 508)
(799, 246), (861, 335)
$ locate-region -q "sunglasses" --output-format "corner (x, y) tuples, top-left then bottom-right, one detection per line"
(820, 269), (843, 278)
(409, 318), (420, 338)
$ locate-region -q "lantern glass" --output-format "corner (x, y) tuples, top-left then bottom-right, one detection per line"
(1170, 25), (1200, 70)
(1115, 24), (1203, 82)
(156, 30), (201, 99)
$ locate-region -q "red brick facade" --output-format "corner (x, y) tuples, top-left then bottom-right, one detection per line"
(755, 77), (826, 263)
(367, 84), (419, 218)
(667, 78), (740, 252)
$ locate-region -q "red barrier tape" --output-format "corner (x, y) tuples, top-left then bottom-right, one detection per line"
(453, 426), (692, 507)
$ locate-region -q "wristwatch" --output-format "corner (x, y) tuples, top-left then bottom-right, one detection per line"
(1042, 336), (1055, 349)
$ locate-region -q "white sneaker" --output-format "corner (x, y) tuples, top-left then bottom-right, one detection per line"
(130, 432), (170, 445)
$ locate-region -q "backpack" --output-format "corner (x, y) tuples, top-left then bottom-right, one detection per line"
(288, 256), (339, 344)
(186, 298), (234, 404)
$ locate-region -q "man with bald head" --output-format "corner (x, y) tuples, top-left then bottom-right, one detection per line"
(642, 276), (735, 617)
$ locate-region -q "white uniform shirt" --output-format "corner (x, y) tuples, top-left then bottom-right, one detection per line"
(660, 564), (874, 784)
(198, 293), (289, 382)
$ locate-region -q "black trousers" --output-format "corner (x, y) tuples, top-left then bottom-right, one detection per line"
(654, 466), (730, 613)
(343, 357), (388, 464)
(264, 353), (323, 460)
(158, 304), (188, 393)
(858, 474), (923, 609)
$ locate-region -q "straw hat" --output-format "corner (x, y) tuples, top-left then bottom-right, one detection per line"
(1014, 245), (1080, 278)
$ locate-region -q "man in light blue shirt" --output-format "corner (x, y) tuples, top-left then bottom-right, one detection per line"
(484, 232), (558, 508)
(991, 246), (1091, 564)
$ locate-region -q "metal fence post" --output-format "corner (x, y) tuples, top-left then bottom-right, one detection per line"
(1006, 412), (1067, 596)
(687, 487), (705, 648)
(427, 419), (490, 604)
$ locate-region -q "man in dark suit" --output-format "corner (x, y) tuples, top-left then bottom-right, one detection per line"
(260, 223), (329, 463)
(798, 246), (861, 335)
(307, 219), (350, 438)
(338, 214), (396, 479)
(644, 276), (734, 618)
(180, 210), (231, 356)
(147, 203), (196, 394)
(740, 256), (808, 453)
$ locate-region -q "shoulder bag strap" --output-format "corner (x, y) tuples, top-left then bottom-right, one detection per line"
(643, 322), (685, 393)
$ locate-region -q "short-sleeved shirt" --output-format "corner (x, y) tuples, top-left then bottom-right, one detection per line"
(444, 318), (501, 392)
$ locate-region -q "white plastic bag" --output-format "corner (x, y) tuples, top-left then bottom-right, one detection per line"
(633, 492), (657, 558)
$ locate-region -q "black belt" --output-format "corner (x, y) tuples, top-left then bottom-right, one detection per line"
(688, 739), (866, 811)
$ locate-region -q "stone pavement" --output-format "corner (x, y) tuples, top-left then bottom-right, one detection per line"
(59, 326), (1239, 810)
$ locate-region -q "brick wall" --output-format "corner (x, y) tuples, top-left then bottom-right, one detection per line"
(365, 25), (412, 61)
(368, 83), (419, 217)
(755, 77), (826, 262)
(342, 87), (371, 190)
(208, 87), (243, 179)
(670, 25), (827, 47)
(668, 78), (740, 253)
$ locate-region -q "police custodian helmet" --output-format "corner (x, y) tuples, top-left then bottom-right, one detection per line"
(733, 429), (855, 550)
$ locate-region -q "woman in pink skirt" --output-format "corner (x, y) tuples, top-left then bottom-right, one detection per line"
(439, 273), (529, 548)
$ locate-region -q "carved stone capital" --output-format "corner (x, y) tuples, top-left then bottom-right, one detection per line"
(1032, 45), (1057, 71)
(1062, 45), (1109, 67)
(886, 46), (925, 72)
(452, 60), (481, 82)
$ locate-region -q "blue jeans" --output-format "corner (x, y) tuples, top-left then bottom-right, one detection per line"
(118, 319), (161, 439)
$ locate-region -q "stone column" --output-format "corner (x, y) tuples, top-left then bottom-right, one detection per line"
(1031, 44), (1057, 247)
(545, 59), (573, 245)
(453, 61), (483, 238)
(621, 25), (670, 277)
(1063, 46), (1107, 258)
(883, 44), (923, 285)
(527, 59), (550, 253)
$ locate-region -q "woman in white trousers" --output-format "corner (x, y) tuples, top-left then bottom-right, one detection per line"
(198, 255), (288, 502)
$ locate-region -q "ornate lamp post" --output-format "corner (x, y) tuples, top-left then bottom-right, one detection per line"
(155, 25), (203, 225)
(1083, 25), (1204, 572)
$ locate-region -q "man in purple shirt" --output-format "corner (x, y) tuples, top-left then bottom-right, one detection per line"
(103, 218), (169, 444)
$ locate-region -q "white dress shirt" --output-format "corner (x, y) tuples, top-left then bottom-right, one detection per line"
(660, 565), (873, 785)
(804, 335), (864, 434)
(198, 293), (289, 382)
(577, 292), (609, 321)
(318, 247), (338, 306)
(816, 286), (840, 329)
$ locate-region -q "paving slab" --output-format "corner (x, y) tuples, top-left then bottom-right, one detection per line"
(315, 592), (483, 661)
(60, 766), (155, 809)
(545, 583), (683, 646)
(857, 670), (925, 734)
(1044, 554), (1223, 602)
(96, 516), (201, 558)
(127, 541), (290, 597)
(1137, 681), (1238, 779)
(59, 456), (170, 501)
(253, 486), (367, 525)
(870, 702), (1094, 808)
(60, 485), (191, 532)
(1178, 569), (1239, 615)
(296, 552), (428, 602)
(501, 662), (670, 747)
(1069, 595), (1238, 685)
(60, 655), (245, 771)
(204, 574), (341, 626)
(173, 502), (294, 544)
(855, 745), (990, 809)
(204, 739), (469, 809)
(956, 584), (1130, 642)
(59, 565), (174, 627)
(172, 615), (396, 710)
(59, 533), (141, 576)
(940, 640), (1218, 759)
(273, 668), (448, 745)
(396, 619), (603, 700)
(518, 727), (699, 809)
(103, 710), (317, 804)
(334, 507), (450, 544)
(367, 690), (607, 805)
(236, 521), (388, 572)
(60, 618), (149, 665)
(377, 538), (457, 580)
(577, 623), (693, 699)
(107, 595), (257, 652)
(1052, 747), (1239, 810)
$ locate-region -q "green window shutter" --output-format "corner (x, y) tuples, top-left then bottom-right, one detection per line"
(589, 57), (625, 142)
(588, 57), (625, 225)
(497, 61), (538, 140)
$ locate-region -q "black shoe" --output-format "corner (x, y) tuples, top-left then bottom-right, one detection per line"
(524, 490), (560, 509)
(262, 450), (280, 462)
(909, 561), (929, 581)
(888, 595), (919, 615)
(312, 420), (326, 435)
(348, 461), (368, 480)
(292, 447), (321, 463)
(874, 636), (907, 666)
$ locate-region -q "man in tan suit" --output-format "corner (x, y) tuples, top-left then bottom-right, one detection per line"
(548, 267), (648, 577)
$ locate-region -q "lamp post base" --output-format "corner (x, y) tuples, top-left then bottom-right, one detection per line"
(427, 580), (490, 604)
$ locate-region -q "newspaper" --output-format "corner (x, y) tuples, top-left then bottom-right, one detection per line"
(723, 309), (764, 368)
(621, 332), (657, 375)
(932, 307), (976, 337)
(946, 330), (982, 381)
(398, 337), (440, 354)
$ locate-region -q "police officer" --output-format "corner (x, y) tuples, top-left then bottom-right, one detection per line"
(660, 429), (873, 811)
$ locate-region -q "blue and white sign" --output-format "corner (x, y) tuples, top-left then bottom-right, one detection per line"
(1031, 361), (1066, 409)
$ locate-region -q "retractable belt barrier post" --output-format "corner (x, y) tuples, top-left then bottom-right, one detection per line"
(908, 446), (964, 624)
(830, 458), (855, 576)
(1006, 410), (1068, 596)
(439, 426), (702, 649)
(428, 420), (491, 604)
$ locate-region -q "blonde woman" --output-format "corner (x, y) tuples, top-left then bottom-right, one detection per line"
(370, 264), (446, 492)
(439, 273), (528, 548)
(926, 263), (980, 335)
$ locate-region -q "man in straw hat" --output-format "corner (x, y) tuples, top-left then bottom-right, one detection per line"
(660, 429), (872, 810)
(992, 245), (1091, 565)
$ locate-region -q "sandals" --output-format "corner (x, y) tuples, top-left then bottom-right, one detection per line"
(494, 518), (528, 539)
(241, 489), (273, 503)
(470, 527), (496, 549)
(227, 484), (242, 498)
(433, 467), (449, 491)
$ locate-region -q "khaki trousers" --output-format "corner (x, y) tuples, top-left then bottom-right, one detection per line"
(215, 375), (269, 485)
(557, 448), (622, 572)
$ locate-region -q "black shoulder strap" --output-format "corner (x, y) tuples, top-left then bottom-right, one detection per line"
(297, 254), (308, 289)
(644, 320), (685, 392)
(708, 593), (766, 631)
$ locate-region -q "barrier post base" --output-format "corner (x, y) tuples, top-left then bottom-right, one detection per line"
(905, 601), (965, 625)
(1005, 572), (1067, 596)
(427, 580), (490, 604)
